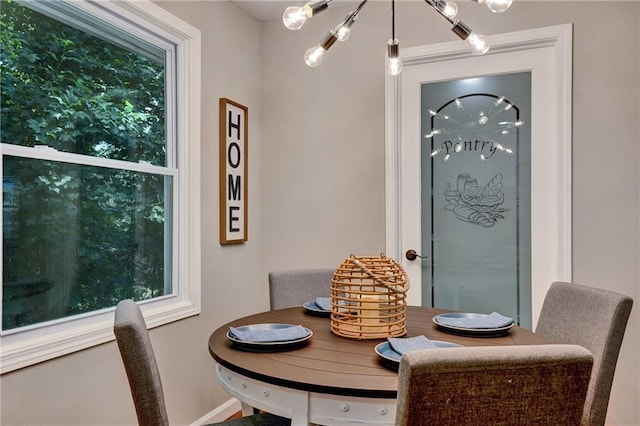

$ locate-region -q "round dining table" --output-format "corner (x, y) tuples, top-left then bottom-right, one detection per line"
(208, 306), (546, 426)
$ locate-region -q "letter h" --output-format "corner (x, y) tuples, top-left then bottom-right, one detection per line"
(228, 111), (241, 140)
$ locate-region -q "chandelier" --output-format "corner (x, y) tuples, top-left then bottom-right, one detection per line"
(282, 0), (513, 75)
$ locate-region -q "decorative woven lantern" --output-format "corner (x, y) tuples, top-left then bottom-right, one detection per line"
(330, 254), (409, 339)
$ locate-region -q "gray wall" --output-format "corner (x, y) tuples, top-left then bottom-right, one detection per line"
(1, 1), (639, 426)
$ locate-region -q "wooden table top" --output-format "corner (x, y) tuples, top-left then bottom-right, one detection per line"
(208, 306), (546, 399)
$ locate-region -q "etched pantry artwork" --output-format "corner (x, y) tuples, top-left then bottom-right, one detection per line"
(426, 93), (524, 228)
(444, 173), (507, 227)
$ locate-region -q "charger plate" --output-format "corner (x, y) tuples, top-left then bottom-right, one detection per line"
(433, 312), (514, 337)
(303, 301), (331, 317)
(227, 323), (313, 352)
(375, 340), (461, 371)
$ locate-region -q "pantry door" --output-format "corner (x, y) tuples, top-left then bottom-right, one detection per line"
(421, 74), (531, 327)
(384, 25), (573, 328)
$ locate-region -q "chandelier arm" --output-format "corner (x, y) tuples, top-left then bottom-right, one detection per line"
(290, 0), (498, 73)
(385, 0), (403, 75)
(320, 31), (338, 50)
(331, 0), (368, 43)
(336, 0), (368, 30)
(424, 0), (455, 24)
(423, 0), (481, 47)
(308, 0), (332, 15)
(391, 0), (396, 40)
(353, 0), (369, 16)
(451, 20), (472, 40)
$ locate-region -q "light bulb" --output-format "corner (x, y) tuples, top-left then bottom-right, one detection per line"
(304, 31), (337, 67)
(467, 33), (490, 55)
(283, 5), (311, 30)
(335, 12), (358, 41)
(443, 1), (459, 19)
(336, 26), (351, 41)
(437, 0), (459, 20)
(386, 57), (403, 75)
(451, 20), (489, 55)
(304, 45), (326, 67)
(486, 0), (513, 13)
(386, 39), (403, 76)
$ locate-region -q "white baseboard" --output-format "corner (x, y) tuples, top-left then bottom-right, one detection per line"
(190, 397), (242, 426)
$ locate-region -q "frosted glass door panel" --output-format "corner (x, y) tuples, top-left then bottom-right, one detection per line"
(421, 73), (532, 328)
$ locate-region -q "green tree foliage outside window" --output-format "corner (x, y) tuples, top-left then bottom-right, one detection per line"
(1, 0), (171, 330)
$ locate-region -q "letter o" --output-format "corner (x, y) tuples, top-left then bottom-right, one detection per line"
(228, 142), (241, 168)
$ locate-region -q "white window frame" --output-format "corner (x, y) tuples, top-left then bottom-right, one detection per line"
(0, 0), (201, 374)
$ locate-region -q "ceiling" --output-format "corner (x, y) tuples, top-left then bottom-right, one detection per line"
(230, 1), (288, 21)
(230, 0), (362, 22)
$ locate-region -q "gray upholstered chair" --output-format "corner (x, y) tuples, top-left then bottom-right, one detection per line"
(395, 344), (594, 426)
(268, 268), (334, 310)
(535, 281), (633, 426)
(113, 300), (290, 426)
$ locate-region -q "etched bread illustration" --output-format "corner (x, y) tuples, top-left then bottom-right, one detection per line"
(461, 173), (504, 212)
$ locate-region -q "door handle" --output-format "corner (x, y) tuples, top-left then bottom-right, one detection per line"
(405, 249), (428, 261)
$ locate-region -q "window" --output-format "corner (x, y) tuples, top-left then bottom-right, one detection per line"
(0, 0), (201, 373)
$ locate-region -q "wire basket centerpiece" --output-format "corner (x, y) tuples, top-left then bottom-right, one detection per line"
(330, 254), (409, 339)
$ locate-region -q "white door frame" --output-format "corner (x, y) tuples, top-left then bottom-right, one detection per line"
(384, 24), (573, 326)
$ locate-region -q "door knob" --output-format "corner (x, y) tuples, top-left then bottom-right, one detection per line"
(405, 249), (428, 261)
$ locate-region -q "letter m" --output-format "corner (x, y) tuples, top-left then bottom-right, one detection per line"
(228, 174), (241, 201)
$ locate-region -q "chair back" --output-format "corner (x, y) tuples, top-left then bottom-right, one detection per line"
(396, 344), (593, 426)
(114, 300), (292, 426)
(268, 268), (334, 310)
(535, 281), (633, 426)
(114, 300), (169, 426)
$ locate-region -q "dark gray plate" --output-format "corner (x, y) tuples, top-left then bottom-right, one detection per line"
(303, 301), (331, 317)
(433, 313), (514, 336)
(226, 323), (312, 352)
(374, 340), (461, 371)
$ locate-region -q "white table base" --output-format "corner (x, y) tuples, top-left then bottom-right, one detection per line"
(216, 363), (396, 426)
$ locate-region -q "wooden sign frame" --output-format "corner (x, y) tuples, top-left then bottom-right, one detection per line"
(219, 98), (248, 244)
